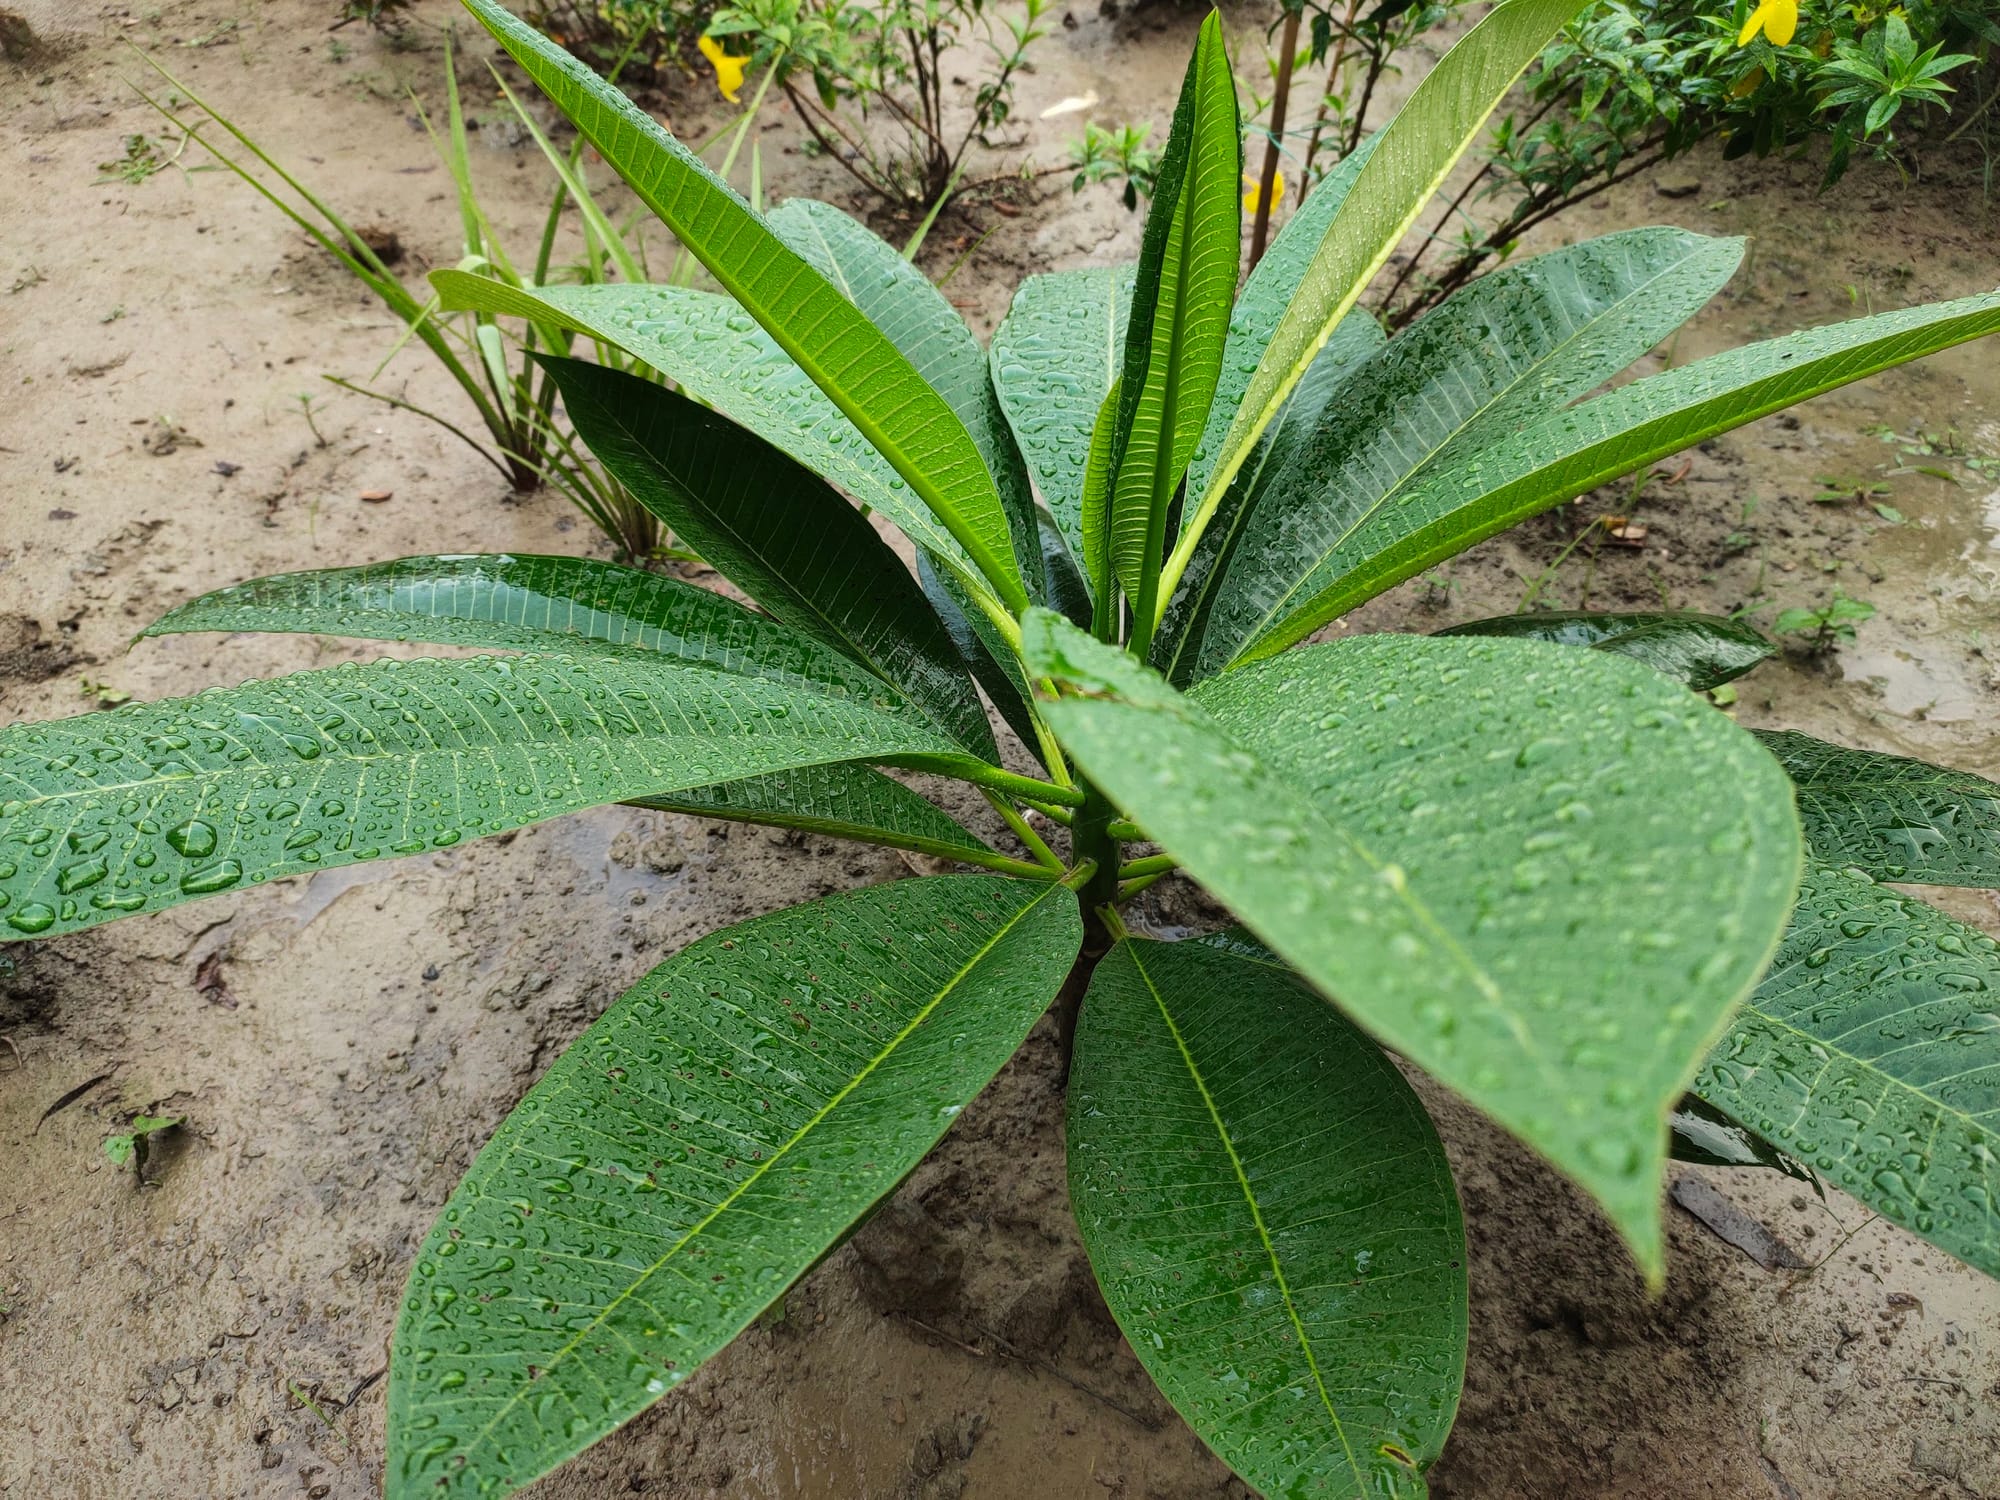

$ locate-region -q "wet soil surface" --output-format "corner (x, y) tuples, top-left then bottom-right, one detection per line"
(2, 3), (1997, 1497)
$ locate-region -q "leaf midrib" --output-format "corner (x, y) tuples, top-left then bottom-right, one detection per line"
(450, 881), (1062, 1469)
(1126, 942), (1363, 1489)
(1233, 241), (1727, 659)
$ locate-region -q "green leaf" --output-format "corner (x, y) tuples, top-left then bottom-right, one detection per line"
(1106, 12), (1240, 640)
(1151, 308), (1383, 686)
(1668, 1094), (1817, 1186)
(141, 553), (985, 752)
(991, 267), (1131, 563)
(432, 275), (1005, 614)
(387, 874), (1081, 1497)
(1198, 227), (1745, 673)
(1177, 135), (1379, 528)
(1070, 937), (1466, 1498)
(0, 653), (982, 944)
(1249, 289), (2000, 655)
(916, 550), (1043, 768)
(1752, 730), (2000, 886)
(534, 359), (996, 759)
(1193, 0), (1592, 535)
(630, 762), (999, 866)
(1439, 610), (1776, 692)
(460, 0), (1027, 612)
(1023, 611), (1802, 1274)
(768, 198), (1039, 591)
(1080, 379), (1121, 625)
(1695, 865), (1999, 1279)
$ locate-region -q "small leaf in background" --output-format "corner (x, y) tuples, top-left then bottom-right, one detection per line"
(1754, 730), (2000, 885)
(104, 1114), (183, 1173)
(1696, 864), (2000, 1277)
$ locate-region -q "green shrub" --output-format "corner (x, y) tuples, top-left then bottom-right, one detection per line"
(9, 3), (2000, 1496)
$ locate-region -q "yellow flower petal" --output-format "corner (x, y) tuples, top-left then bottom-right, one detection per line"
(1765, 0), (1798, 44)
(698, 34), (748, 104)
(1241, 169), (1285, 216)
(1737, 0), (1771, 46)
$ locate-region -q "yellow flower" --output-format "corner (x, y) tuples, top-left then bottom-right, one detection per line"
(1736, 0), (1798, 47)
(1242, 169), (1285, 216)
(698, 34), (749, 104)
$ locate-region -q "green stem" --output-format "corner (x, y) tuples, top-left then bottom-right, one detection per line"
(983, 790), (1063, 872)
(1116, 853), (1176, 881)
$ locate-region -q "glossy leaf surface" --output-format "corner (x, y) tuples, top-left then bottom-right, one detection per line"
(1024, 611), (1802, 1273)
(1695, 864), (1999, 1278)
(538, 358), (995, 758)
(1251, 289), (2000, 654)
(1106, 12), (1240, 631)
(1177, 135), (1379, 532)
(1070, 938), (1466, 1497)
(769, 198), (1039, 585)
(462, 0), (1026, 609)
(0, 654), (977, 944)
(1199, 227), (1744, 673)
(990, 266), (1131, 562)
(431, 277), (1000, 616)
(388, 875), (1081, 1496)
(1439, 610), (1776, 692)
(631, 762), (995, 863)
(141, 553), (968, 736)
(1196, 0), (1591, 525)
(1152, 308), (1383, 686)
(1754, 731), (2000, 886)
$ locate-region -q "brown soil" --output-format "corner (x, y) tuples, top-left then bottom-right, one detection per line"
(2, 4), (1997, 1499)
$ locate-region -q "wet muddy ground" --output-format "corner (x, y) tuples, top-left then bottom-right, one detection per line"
(2, 3), (1997, 1496)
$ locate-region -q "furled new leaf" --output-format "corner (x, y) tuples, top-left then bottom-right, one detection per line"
(1753, 731), (2000, 886)
(991, 267), (1131, 561)
(1023, 610), (1802, 1274)
(0, 653), (987, 944)
(1193, 227), (1745, 674)
(460, 0), (1027, 611)
(1105, 11), (1240, 638)
(1439, 610), (1776, 692)
(536, 357), (996, 758)
(1695, 864), (1999, 1278)
(1243, 289), (2000, 657)
(1070, 938), (1466, 1497)
(1194, 0), (1592, 532)
(388, 875), (1082, 1497)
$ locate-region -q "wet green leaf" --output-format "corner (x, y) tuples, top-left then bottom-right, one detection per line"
(460, 0), (1026, 610)
(0, 653), (982, 944)
(1024, 610), (1802, 1275)
(432, 275), (1003, 613)
(1753, 731), (2000, 886)
(1195, 0), (1592, 533)
(1439, 610), (1776, 692)
(1695, 865), (1999, 1278)
(537, 359), (996, 759)
(1198, 227), (1744, 672)
(1249, 290), (2000, 653)
(387, 875), (1081, 1497)
(142, 553), (981, 751)
(991, 267), (1130, 563)
(630, 762), (995, 865)
(768, 198), (1040, 591)
(1106, 11), (1239, 635)
(1070, 938), (1465, 1498)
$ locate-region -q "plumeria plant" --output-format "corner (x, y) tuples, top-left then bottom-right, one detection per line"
(5, 2), (1999, 1496)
